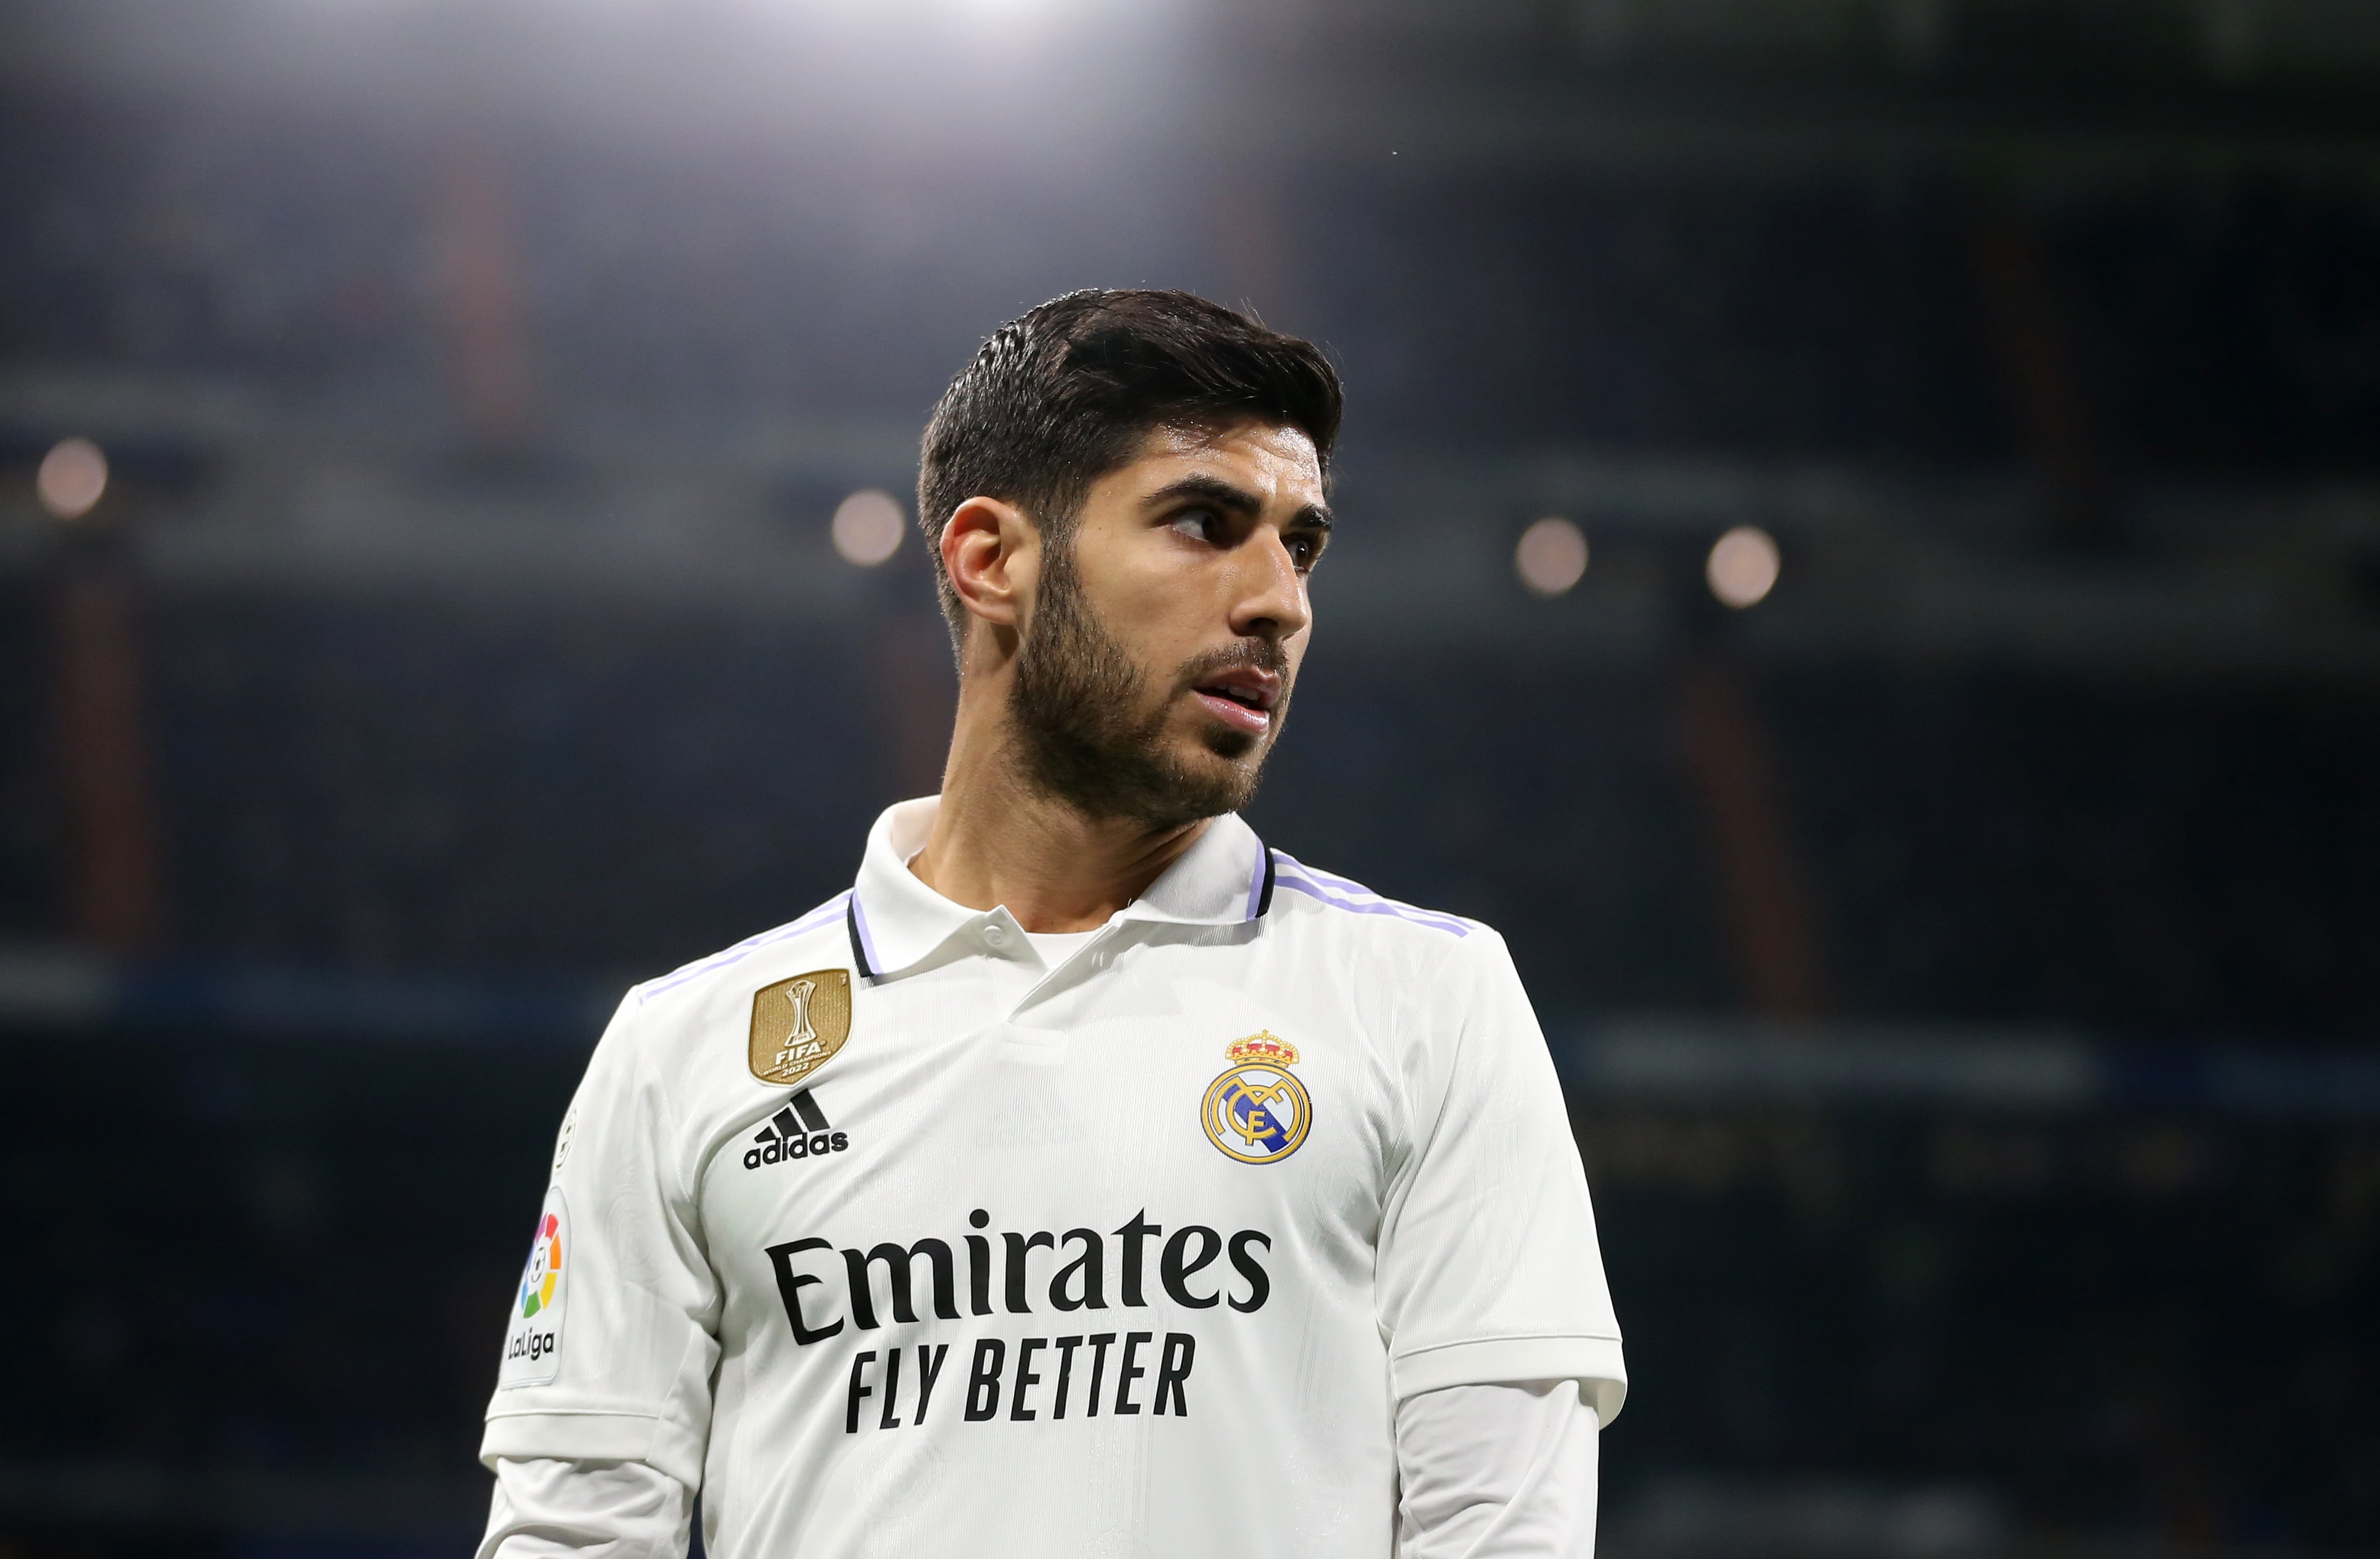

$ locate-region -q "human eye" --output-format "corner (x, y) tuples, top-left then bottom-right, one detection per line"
(1286, 531), (1325, 573)
(1169, 507), (1227, 546)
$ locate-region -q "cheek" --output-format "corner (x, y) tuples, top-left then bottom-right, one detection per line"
(1110, 566), (1218, 648)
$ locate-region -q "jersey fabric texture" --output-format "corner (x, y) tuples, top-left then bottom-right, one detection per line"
(480, 1380), (1600, 1559)
(481, 797), (1626, 1558)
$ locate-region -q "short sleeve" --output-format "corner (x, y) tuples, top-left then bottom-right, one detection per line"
(1374, 931), (1627, 1425)
(479, 994), (723, 1487)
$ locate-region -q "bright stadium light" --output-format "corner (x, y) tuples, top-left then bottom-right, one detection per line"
(949, 0), (1082, 18)
(831, 488), (905, 566)
(1706, 525), (1780, 608)
(37, 438), (108, 521)
(1515, 517), (1588, 597)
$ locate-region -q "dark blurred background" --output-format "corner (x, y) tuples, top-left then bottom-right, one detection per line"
(2, 0), (2377, 1554)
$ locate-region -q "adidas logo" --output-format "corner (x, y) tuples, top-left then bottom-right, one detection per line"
(744, 1088), (850, 1169)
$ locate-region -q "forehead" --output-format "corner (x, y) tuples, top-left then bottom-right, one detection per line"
(1109, 418), (1324, 504)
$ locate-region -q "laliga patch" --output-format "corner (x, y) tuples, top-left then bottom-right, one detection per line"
(750, 969), (853, 1087)
(1201, 1031), (1312, 1165)
(498, 1186), (568, 1388)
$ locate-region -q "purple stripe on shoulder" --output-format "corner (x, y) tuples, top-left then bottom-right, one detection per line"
(1290, 859), (1375, 893)
(640, 891), (852, 1000)
(1270, 852), (1472, 933)
(1270, 869), (1471, 937)
(1271, 851), (1375, 895)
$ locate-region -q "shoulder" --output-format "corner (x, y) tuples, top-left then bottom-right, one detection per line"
(550, 894), (858, 1189)
(619, 889), (857, 1036)
(1258, 851), (1539, 1107)
(1262, 848), (1503, 967)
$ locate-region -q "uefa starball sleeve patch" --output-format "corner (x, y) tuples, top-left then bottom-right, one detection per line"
(749, 970), (854, 1087)
(498, 1185), (568, 1388)
(1201, 1031), (1311, 1164)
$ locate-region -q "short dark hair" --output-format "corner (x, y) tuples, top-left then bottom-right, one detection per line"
(917, 289), (1343, 647)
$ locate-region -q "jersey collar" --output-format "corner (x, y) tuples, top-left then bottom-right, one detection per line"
(845, 795), (1274, 983)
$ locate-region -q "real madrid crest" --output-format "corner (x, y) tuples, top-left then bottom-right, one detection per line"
(749, 969), (853, 1086)
(1201, 1031), (1311, 1165)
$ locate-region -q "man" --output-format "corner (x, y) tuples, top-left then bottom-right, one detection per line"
(478, 290), (1625, 1558)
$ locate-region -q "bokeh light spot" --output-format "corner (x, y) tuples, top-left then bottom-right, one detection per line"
(831, 488), (905, 566)
(1516, 517), (1589, 597)
(37, 438), (108, 521)
(1707, 524), (1780, 608)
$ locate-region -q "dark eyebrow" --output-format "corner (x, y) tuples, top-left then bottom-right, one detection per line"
(1144, 473), (1334, 532)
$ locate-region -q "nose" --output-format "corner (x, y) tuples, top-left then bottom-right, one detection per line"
(1227, 528), (1311, 644)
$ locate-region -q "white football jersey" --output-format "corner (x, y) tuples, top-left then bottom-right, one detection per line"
(484, 797), (1625, 1558)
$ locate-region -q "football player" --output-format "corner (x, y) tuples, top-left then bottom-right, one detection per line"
(479, 290), (1624, 1558)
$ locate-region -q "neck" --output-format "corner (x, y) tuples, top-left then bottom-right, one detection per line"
(912, 680), (1210, 933)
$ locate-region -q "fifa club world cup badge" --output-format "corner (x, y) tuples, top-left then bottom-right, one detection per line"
(749, 970), (853, 1086)
(1202, 1031), (1312, 1164)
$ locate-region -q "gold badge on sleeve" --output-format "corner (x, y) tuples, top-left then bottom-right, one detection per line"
(1201, 1031), (1311, 1165)
(748, 970), (853, 1086)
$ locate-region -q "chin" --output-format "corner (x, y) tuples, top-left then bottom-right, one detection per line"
(1183, 745), (1267, 810)
(1197, 727), (1262, 763)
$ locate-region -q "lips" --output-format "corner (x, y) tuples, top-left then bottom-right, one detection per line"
(1190, 668), (1281, 735)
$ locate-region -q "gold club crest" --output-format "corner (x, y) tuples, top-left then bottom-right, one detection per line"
(1202, 1031), (1311, 1165)
(1225, 1032), (1300, 1066)
(748, 970), (852, 1086)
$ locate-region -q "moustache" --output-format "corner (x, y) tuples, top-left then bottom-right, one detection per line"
(1173, 641), (1292, 690)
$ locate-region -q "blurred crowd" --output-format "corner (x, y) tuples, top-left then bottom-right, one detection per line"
(2, 6), (2376, 1554)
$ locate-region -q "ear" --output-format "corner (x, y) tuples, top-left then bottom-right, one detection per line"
(941, 495), (1039, 638)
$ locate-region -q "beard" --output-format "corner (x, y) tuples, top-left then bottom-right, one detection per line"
(1008, 542), (1293, 829)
